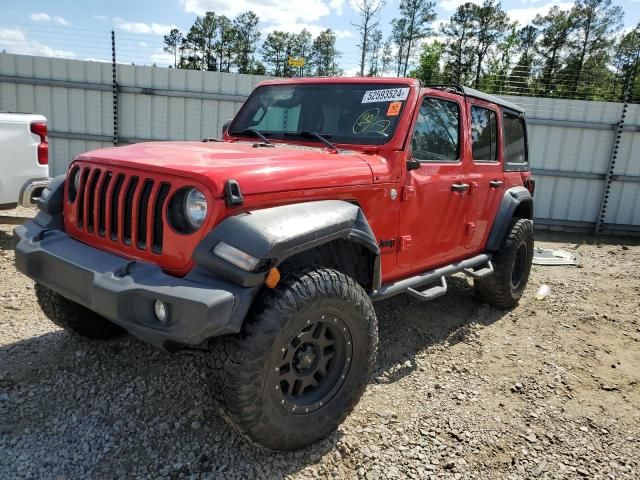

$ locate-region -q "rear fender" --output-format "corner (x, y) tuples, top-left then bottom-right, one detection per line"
(193, 200), (381, 289)
(486, 186), (533, 251)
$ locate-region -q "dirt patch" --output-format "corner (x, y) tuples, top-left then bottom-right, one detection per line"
(1, 209), (639, 479)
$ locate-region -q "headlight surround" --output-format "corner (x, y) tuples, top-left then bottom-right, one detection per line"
(184, 188), (208, 230)
(168, 187), (209, 234)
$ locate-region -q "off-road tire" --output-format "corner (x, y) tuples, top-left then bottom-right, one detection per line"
(475, 218), (534, 309)
(207, 267), (378, 451)
(35, 283), (126, 339)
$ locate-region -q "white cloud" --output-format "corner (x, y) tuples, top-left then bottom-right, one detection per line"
(0, 27), (76, 58)
(113, 17), (175, 35)
(438, 0), (483, 12)
(94, 15), (109, 21)
(330, 0), (345, 14)
(262, 22), (353, 39)
(335, 29), (354, 39)
(343, 66), (361, 77)
(29, 12), (70, 26)
(150, 50), (176, 66)
(505, 1), (572, 26)
(180, 0), (332, 26)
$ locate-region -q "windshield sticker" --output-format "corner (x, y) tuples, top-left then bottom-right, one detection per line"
(387, 101), (402, 116)
(353, 108), (391, 136)
(362, 87), (410, 104)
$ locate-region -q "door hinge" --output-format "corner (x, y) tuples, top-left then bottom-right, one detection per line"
(401, 186), (415, 201)
(399, 235), (413, 251)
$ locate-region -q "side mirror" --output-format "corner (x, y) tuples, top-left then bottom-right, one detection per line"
(222, 119), (232, 137)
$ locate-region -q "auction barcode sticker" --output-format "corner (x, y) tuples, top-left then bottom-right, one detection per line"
(362, 87), (410, 103)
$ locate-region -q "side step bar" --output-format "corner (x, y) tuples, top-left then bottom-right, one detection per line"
(371, 254), (492, 302)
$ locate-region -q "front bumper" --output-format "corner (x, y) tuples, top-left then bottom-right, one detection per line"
(14, 220), (252, 349)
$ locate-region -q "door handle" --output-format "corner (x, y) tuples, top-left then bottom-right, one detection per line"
(489, 180), (504, 188)
(451, 183), (470, 193)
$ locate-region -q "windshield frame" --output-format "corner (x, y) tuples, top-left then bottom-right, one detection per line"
(226, 80), (419, 149)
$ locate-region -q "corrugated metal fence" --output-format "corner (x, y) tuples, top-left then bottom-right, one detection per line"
(1, 53), (638, 235)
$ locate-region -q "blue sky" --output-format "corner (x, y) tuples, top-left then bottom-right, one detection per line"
(1, 0), (638, 75)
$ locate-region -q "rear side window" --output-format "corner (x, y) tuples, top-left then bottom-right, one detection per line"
(471, 106), (497, 161)
(410, 97), (460, 162)
(503, 112), (528, 168)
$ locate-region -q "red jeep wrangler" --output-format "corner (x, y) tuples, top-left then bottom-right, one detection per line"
(15, 78), (534, 450)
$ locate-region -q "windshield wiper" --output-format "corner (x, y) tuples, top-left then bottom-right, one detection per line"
(285, 131), (339, 154)
(235, 129), (274, 147)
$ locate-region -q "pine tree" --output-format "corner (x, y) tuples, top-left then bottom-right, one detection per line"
(311, 29), (341, 76)
(352, 0), (384, 76)
(440, 3), (475, 84)
(397, 0), (437, 76)
(262, 31), (290, 77)
(232, 12), (261, 74)
(163, 28), (183, 69)
(565, 0), (624, 97)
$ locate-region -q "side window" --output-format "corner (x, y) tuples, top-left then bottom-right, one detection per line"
(471, 106), (497, 161)
(410, 97), (460, 162)
(503, 112), (527, 166)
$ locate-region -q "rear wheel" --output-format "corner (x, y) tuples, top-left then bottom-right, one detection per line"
(207, 268), (378, 451)
(475, 218), (534, 309)
(35, 283), (126, 339)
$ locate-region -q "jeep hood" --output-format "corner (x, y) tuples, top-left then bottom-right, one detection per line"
(76, 141), (376, 197)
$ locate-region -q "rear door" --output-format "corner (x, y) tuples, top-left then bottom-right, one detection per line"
(466, 99), (505, 251)
(397, 91), (471, 270)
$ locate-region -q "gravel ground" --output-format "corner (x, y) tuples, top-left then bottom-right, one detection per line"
(1, 207), (639, 479)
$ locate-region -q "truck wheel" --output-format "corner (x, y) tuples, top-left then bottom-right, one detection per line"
(35, 283), (126, 339)
(207, 268), (378, 451)
(475, 218), (534, 309)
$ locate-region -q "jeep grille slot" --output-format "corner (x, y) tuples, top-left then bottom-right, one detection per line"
(86, 169), (101, 233)
(122, 176), (139, 245)
(76, 168), (91, 229)
(71, 167), (169, 254)
(137, 179), (154, 250)
(152, 183), (170, 253)
(110, 174), (125, 241)
(98, 172), (112, 237)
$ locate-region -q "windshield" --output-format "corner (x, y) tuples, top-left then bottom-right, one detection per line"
(229, 83), (411, 146)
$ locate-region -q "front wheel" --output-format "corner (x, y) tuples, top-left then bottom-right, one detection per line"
(207, 268), (378, 451)
(475, 218), (534, 309)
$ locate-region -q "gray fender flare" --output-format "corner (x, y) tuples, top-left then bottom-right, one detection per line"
(485, 186), (533, 251)
(192, 200), (381, 288)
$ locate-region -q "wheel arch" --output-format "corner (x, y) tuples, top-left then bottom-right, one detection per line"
(485, 186), (534, 252)
(192, 200), (381, 291)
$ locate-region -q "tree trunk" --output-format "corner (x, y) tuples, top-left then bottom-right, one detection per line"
(403, 17), (416, 77)
(474, 53), (483, 89)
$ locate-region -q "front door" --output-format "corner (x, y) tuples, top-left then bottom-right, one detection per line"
(397, 93), (471, 271)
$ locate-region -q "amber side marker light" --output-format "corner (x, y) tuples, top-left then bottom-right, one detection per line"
(265, 267), (280, 289)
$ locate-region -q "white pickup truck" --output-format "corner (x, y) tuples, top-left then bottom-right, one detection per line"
(0, 112), (50, 209)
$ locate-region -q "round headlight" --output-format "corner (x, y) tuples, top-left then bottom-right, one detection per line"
(183, 188), (207, 229)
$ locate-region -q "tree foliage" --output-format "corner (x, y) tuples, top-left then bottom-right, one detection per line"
(160, 1), (637, 102)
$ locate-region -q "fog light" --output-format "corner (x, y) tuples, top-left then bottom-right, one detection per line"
(154, 299), (168, 323)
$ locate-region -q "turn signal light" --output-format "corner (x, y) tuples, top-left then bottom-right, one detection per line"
(265, 267), (280, 289)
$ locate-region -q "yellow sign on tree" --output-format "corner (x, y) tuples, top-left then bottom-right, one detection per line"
(288, 57), (305, 68)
